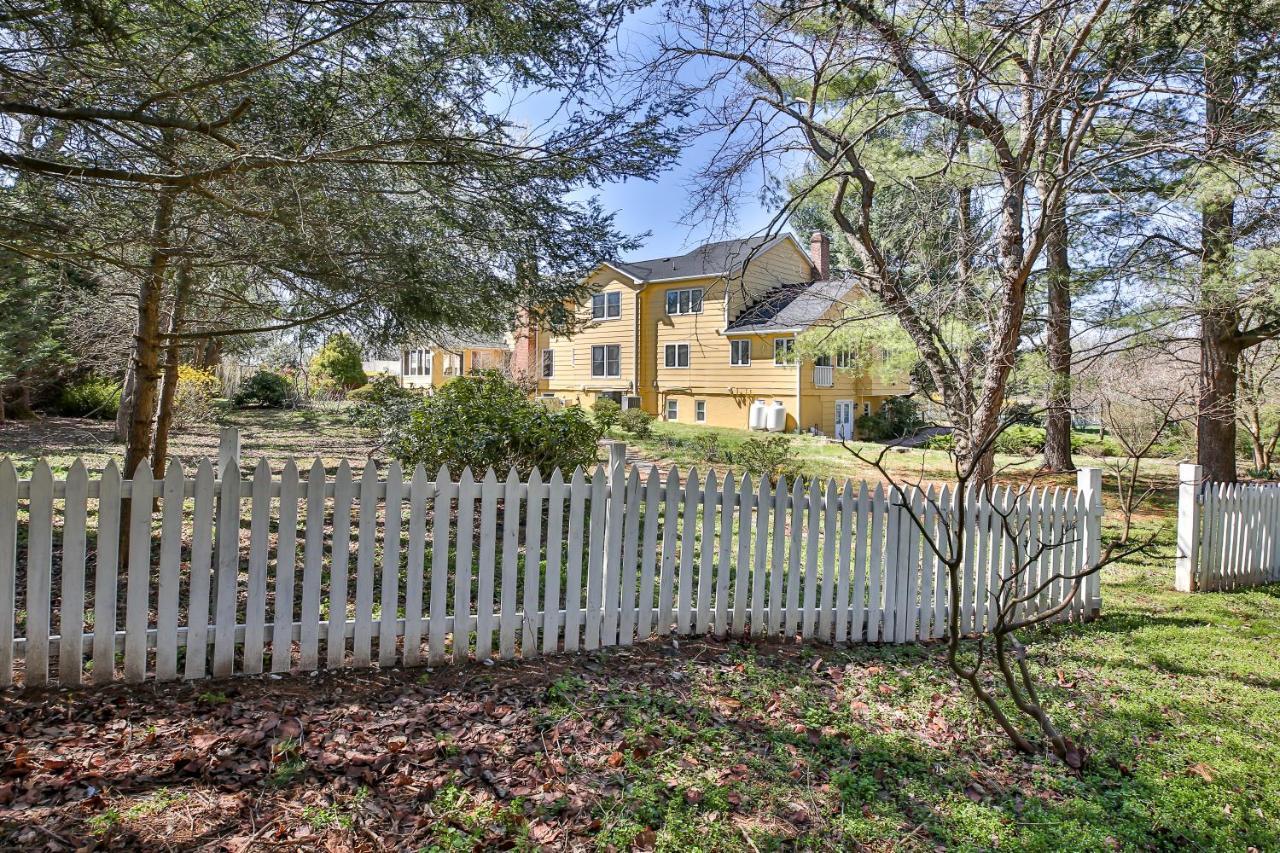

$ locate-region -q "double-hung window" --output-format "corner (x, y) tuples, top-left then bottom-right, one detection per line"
(695, 400), (707, 422)
(591, 291), (621, 321)
(664, 343), (690, 368)
(406, 348), (431, 376)
(730, 339), (751, 366)
(835, 350), (855, 369)
(541, 349), (554, 378)
(665, 287), (704, 315)
(591, 344), (621, 378)
(773, 337), (796, 365)
(665, 399), (679, 420)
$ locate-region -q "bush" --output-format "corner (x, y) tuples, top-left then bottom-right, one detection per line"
(55, 376), (121, 419)
(309, 334), (367, 393)
(993, 425), (1046, 456)
(172, 365), (221, 427)
(592, 397), (621, 431)
(690, 432), (724, 463)
(387, 371), (601, 477)
(856, 396), (924, 441)
(619, 407), (654, 438)
(234, 370), (292, 408)
(923, 432), (955, 451)
(348, 374), (418, 433)
(735, 435), (803, 485)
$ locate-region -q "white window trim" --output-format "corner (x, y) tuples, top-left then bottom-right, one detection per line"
(730, 339), (751, 367)
(665, 287), (705, 316)
(590, 344), (622, 378)
(773, 337), (796, 366)
(695, 400), (707, 422)
(665, 398), (679, 420)
(591, 291), (622, 322)
(541, 349), (554, 379)
(663, 341), (691, 369)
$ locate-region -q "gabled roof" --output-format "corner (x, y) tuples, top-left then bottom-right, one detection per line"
(606, 233), (810, 283)
(724, 278), (854, 335)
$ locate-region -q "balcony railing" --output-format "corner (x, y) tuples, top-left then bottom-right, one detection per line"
(813, 365), (834, 387)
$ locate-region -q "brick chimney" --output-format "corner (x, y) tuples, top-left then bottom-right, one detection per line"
(509, 308), (538, 383)
(809, 231), (830, 280)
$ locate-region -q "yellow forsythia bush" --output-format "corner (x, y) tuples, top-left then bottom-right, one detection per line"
(173, 365), (221, 427)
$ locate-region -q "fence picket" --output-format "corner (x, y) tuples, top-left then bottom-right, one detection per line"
(637, 467), (661, 639)
(657, 467), (679, 637)
(351, 463), (378, 668)
(123, 464), (152, 683)
(801, 478), (820, 640)
(751, 474), (770, 637)
(733, 473), (754, 637)
(919, 485), (938, 640)
(563, 467), (586, 652)
(851, 482), (869, 643)
(59, 460), (89, 685)
(156, 461), (185, 680)
(244, 459), (273, 674)
(882, 487), (900, 643)
(0, 460), (15, 687)
(213, 458), (241, 677)
(326, 461), (354, 669)
(475, 468), (500, 660)
(818, 479), (837, 642)
(768, 475), (788, 637)
(299, 460), (326, 670)
(26, 460), (54, 686)
(542, 469), (566, 654)
(274, 461), (301, 673)
(378, 462), (401, 667)
(523, 469), (546, 655)
(185, 460), (215, 679)
(499, 469), (523, 660)
(403, 464), (429, 665)
(585, 466), (607, 649)
(448, 468), (473, 660)
(92, 461), (122, 684)
(619, 468), (642, 645)
(834, 480), (854, 644)
(678, 469), (700, 636)
(432, 467), (456, 664)
(603, 462), (626, 645)
(715, 472), (736, 638)
(696, 471), (718, 636)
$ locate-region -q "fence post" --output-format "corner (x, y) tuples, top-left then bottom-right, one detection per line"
(1077, 467), (1102, 617)
(1175, 462), (1203, 592)
(606, 440), (626, 489)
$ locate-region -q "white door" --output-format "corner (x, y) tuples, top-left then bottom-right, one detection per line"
(834, 400), (854, 441)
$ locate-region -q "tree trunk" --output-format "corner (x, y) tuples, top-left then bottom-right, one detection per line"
(1042, 166), (1074, 472)
(115, 357), (136, 443)
(151, 262), (190, 480)
(1198, 317), (1240, 482)
(123, 189), (178, 478)
(1196, 45), (1240, 483)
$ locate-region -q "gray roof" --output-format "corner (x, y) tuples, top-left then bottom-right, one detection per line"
(611, 235), (798, 282)
(724, 278), (853, 335)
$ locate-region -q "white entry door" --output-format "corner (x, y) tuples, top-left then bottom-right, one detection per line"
(834, 400), (855, 441)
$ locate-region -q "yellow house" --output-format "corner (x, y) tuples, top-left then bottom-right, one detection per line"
(516, 233), (910, 436)
(397, 332), (510, 392)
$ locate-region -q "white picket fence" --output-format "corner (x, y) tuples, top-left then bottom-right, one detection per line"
(1176, 463), (1280, 592)
(0, 441), (1102, 689)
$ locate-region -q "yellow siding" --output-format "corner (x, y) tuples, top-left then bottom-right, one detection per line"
(539, 271), (642, 400)
(723, 237), (814, 322)
(400, 347), (507, 391)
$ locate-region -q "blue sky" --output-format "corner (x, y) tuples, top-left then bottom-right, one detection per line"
(498, 5), (787, 261)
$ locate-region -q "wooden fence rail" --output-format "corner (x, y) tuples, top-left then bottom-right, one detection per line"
(0, 440), (1102, 689)
(1176, 462), (1280, 592)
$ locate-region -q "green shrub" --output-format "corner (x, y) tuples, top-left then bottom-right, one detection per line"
(309, 334), (367, 393)
(234, 370), (292, 408)
(690, 432), (724, 463)
(993, 425), (1046, 456)
(55, 376), (121, 419)
(348, 374), (418, 433)
(619, 408), (654, 438)
(387, 371), (601, 477)
(923, 432), (955, 451)
(856, 396), (924, 442)
(173, 365), (221, 427)
(735, 435), (802, 485)
(592, 397), (621, 431)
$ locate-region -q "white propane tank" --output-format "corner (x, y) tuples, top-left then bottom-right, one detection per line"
(749, 399), (767, 430)
(766, 401), (787, 432)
